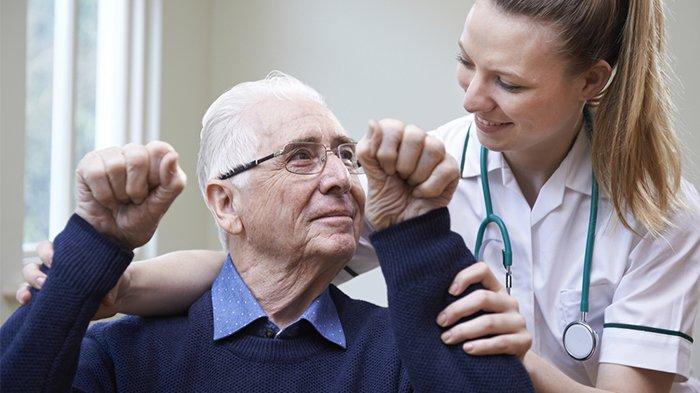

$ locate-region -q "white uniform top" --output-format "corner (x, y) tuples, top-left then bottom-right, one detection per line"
(337, 114), (700, 391)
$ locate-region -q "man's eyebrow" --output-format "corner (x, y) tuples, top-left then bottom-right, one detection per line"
(287, 135), (355, 146)
(288, 136), (321, 144)
(333, 135), (355, 146)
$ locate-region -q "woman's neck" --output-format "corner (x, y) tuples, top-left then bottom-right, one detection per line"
(503, 116), (583, 207)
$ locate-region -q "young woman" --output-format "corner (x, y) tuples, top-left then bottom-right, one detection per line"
(19, 0), (700, 391)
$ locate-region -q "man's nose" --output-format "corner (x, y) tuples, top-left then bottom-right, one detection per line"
(318, 152), (351, 195)
(462, 74), (496, 114)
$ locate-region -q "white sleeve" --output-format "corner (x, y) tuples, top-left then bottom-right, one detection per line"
(599, 182), (700, 380)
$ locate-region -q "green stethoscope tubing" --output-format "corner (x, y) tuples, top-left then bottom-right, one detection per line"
(459, 119), (600, 315)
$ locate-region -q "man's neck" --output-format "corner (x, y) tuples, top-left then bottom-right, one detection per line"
(229, 247), (342, 329)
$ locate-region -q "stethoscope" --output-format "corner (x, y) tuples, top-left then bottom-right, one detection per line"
(459, 115), (601, 361)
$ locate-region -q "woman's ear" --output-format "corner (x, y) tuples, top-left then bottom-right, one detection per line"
(206, 180), (243, 235)
(580, 59), (613, 101)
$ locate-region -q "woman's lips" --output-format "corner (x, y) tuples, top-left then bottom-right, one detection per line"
(474, 114), (513, 134)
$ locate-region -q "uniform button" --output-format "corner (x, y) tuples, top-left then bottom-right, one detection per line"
(264, 329), (275, 338)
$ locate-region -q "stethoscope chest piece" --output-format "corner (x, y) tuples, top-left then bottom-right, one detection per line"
(562, 319), (598, 361)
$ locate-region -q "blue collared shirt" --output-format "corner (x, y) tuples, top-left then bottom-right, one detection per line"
(211, 255), (346, 348)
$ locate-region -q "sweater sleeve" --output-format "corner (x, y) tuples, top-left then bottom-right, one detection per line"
(0, 214), (133, 393)
(370, 207), (533, 393)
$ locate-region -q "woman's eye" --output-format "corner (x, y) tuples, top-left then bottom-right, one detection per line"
(497, 77), (522, 92)
(456, 54), (474, 69)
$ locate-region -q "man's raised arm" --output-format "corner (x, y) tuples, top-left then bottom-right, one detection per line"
(0, 142), (185, 392)
(357, 119), (533, 392)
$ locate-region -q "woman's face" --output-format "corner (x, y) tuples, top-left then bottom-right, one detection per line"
(457, 0), (587, 154)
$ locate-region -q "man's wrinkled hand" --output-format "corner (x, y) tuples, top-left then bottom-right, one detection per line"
(357, 119), (459, 230)
(74, 141), (186, 250)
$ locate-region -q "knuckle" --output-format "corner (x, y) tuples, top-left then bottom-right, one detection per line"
(83, 167), (104, 184)
(474, 261), (489, 275)
(494, 337), (510, 352)
(482, 316), (496, 331)
(126, 154), (148, 173)
(444, 156), (460, 175)
(379, 118), (405, 132)
(475, 289), (490, 304)
(376, 148), (397, 162)
(443, 306), (459, 322)
(405, 124), (426, 140)
(107, 161), (127, 177)
(425, 136), (446, 157)
(21, 263), (35, 277)
(356, 140), (370, 156)
(455, 269), (469, 285)
(146, 140), (174, 155)
(508, 296), (519, 310)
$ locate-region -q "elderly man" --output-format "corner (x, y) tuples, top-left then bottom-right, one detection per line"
(1, 73), (532, 392)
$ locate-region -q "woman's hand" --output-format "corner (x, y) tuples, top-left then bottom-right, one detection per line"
(437, 261), (532, 360)
(16, 241), (128, 320)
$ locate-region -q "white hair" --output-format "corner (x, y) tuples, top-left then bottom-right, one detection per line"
(197, 71), (328, 249)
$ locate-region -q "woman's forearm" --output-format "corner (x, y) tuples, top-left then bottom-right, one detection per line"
(523, 351), (672, 393)
(524, 351), (603, 393)
(117, 250), (226, 316)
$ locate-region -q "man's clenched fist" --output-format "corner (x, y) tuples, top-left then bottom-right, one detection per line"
(357, 119), (459, 230)
(74, 141), (186, 249)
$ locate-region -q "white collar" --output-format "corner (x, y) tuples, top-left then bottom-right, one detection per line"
(459, 119), (594, 197)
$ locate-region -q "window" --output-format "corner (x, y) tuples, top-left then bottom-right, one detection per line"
(22, 0), (162, 257)
(24, 0), (55, 246)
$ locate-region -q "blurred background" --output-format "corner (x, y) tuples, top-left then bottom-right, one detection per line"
(2, 0), (699, 370)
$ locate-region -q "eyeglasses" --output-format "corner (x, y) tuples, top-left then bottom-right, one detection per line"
(218, 141), (364, 180)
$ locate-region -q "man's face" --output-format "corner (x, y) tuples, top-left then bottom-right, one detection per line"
(235, 98), (366, 266)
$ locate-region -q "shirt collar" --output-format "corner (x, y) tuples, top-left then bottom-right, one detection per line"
(564, 129), (594, 196)
(211, 255), (346, 348)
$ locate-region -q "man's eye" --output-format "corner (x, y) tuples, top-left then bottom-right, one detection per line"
(339, 149), (354, 161)
(288, 149), (315, 162)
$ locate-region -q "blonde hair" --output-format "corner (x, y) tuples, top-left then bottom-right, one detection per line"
(493, 0), (682, 235)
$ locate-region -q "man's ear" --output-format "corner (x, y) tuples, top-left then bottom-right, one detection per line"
(205, 180), (243, 235)
(579, 59), (613, 102)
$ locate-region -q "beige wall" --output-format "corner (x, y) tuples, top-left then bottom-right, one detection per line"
(667, 0), (700, 186)
(156, 0), (214, 253)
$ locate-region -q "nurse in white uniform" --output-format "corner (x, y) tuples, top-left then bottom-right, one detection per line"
(18, 0), (700, 391)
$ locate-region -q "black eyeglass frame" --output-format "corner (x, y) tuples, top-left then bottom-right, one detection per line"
(217, 142), (362, 180)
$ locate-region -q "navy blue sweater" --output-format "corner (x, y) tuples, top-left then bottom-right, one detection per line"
(1, 208), (533, 392)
